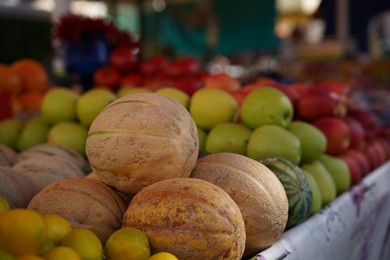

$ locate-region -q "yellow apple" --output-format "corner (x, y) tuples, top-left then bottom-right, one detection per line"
(76, 88), (117, 127)
(47, 122), (88, 157)
(0, 118), (24, 150)
(240, 87), (293, 129)
(17, 117), (50, 152)
(155, 87), (190, 109)
(41, 87), (79, 124)
(189, 88), (238, 130)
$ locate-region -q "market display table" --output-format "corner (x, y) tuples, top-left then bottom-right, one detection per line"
(255, 161), (390, 260)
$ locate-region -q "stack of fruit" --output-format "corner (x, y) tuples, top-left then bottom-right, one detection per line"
(1, 55), (390, 259)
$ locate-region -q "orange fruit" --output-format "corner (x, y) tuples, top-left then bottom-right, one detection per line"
(0, 64), (22, 94)
(18, 90), (44, 112)
(41, 246), (81, 260)
(10, 59), (48, 92)
(42, 214), (72, 245)
(60, 228), (103, 260)
(0, 209), (47, 256)
(104, 227), (150, 260)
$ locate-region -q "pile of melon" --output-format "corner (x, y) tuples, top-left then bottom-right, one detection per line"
(0, 93), (315, 259)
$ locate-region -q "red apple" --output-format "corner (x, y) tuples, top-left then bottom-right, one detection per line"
(371, 140), (388, 166)
(174, 77), (203, 96)
(177, 56), (200, 76)
(363, 142), (381, 171)
(287, 82), (311, 100)
(108, 47), (139, 74)
(343, 116), (365, 150)
(345, 149), (370, 177)
(339, 153), (363, 185)
(204, 72), (241, 93)
(120, 73), (143, 87)
(93, 66), (120, 89)
(313, 117), (351, 156)
(297, 90), (347, 121)
(315, 80), (351, 96)
(347, 109), (380, 142)
(140, 55), (168, 76)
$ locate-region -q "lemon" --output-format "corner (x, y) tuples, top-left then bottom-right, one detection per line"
(17, 255), (45, 260)
(0, 196), (10, 214)
(41, 246), (81, 260)
(60, 228), (103, 260)
(42, 214), (72, 245)
(104, 227), (151, 260)
(0, 209), (47, 256)
(148, 252), (179, 260)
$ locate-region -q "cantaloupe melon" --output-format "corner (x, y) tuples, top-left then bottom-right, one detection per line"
(86, 93), (199, 195)
(190, 153), (289, 258)
(122, 178), (246, 260)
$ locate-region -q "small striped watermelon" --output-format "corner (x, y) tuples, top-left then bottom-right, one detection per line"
(259, 156), (312, 229)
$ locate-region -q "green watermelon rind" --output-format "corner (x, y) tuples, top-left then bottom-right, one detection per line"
(259, 157), (313, 229)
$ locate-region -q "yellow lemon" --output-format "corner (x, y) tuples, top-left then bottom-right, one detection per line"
(0, 209), (47, 256)
(104, 227), (150, 260)
(17, 255), (45, 260)
(0, 196), (10, 214)
(60, 228), (103, 260)
(41, 246), (81, 260)
(148, 252), (179, 260)
(42, 214), (72, 245)
(0, 250), (17, 260)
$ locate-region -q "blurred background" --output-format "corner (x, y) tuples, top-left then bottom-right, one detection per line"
(2, 0), (390, 86)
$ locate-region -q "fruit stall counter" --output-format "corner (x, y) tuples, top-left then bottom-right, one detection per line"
(253, 160), (390, 260)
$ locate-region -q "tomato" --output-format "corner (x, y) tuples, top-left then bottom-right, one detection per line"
(93, 66), (120, 89)
(109, 47), (139, 74)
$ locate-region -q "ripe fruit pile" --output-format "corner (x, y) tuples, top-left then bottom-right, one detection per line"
(0, 205), (178, 260)
(0, 55), (390, 259)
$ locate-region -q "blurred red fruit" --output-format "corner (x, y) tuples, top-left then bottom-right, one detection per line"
(313, 117), (351, 156)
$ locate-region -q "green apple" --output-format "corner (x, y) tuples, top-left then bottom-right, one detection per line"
(41, 87), (79, 124)
(205, 122), (252, 155)
(0, 118), (24, 150)
(240, 87), (293, 129)
(301, 168), (322, 215)
(76, 88), (117, 127)
(189, 88), (238, 130)
(247, 125), (301, 164)
(288, 121), (327, 163)
(197, 126), (207, 151)
(47, 122), (88, 157)
(155, 87), (190, 109)
(116, 87), (152, 97)
(17, 117), (50, 151)
(318, 154), (351, 194)
(300, 160), (337, 206)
